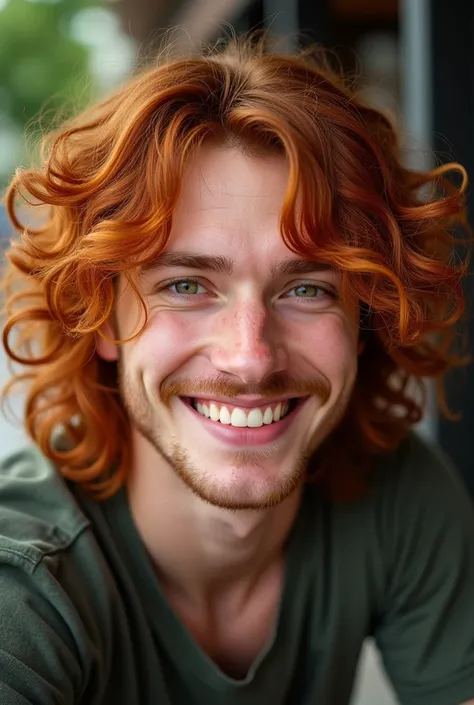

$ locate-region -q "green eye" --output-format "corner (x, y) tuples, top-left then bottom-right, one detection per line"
(291, 284), (322, 298)
(171, 280), (200, 295)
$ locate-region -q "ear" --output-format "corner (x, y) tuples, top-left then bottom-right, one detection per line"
(95, 320), (119, 362)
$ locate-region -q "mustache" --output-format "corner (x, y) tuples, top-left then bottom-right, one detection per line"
(160, 373), (330, 406)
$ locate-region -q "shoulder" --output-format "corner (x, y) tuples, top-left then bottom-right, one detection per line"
(0, 444), (90, 570)
(0, 446), (118, 700)
(0, 446), (96, 699)
(322, 432), (471, 530)
(379, 430), (459, 482)
(365, 432), (474, 602)
(368, 437), (474, 704)
(369, 431), (473, 524)
(315, 432), (473, 597)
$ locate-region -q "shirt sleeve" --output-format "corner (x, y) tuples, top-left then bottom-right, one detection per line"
(374, 434), (474, 705)
(0, 559), (83, 704)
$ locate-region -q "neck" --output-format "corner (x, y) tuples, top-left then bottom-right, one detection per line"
(126, 432), (303, 606)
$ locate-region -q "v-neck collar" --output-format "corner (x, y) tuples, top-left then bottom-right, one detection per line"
(102, 483), (313, 690)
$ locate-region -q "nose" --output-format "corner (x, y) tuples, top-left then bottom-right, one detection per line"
(210, 299), (287, 384)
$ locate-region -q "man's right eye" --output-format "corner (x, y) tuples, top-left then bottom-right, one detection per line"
(166, 279), (207, 296)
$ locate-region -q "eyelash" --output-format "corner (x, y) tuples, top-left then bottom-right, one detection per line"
(158, 278), (337, 301)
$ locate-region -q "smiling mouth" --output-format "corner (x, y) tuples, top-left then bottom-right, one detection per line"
(182, 397), (303, 428)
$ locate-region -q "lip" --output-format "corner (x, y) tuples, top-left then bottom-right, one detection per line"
(180, 396), (309, 447)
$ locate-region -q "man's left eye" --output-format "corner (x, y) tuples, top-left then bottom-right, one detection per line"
(287, 284), (327, 298)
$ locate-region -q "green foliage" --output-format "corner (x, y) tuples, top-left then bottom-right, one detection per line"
(0, 0), (102, 184)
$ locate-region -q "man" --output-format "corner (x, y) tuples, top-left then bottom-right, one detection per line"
(0, 39), (473, 705)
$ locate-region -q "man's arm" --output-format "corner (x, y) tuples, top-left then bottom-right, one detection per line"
(373, 434), (474, 705)
(0, 561), (82, 703)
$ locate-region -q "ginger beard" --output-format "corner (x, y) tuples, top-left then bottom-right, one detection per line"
(118, 361), (355, 510)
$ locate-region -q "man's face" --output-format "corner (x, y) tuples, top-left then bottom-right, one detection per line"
(99, 145), (360, 510)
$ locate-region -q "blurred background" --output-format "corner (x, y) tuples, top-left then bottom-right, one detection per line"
(0, 1), (472, 703)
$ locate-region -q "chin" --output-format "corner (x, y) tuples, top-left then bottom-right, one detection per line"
(169, 446), (308, 511)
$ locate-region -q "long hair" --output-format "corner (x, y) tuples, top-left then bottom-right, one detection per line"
(1, 38), (469, 500)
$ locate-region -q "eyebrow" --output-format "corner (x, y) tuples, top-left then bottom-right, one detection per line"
(141, 252), (233, 274)
(270, 259), (332, 277)
(141, 251), (332, 277)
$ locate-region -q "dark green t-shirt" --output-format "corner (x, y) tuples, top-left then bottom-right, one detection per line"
(0, 433), (473, 705)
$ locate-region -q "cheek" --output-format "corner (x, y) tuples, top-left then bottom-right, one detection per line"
(124, 312), (202, 377)
(293, 315), (359, 378)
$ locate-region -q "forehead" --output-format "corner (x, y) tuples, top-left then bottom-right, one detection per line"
(167, 144), (292, 260)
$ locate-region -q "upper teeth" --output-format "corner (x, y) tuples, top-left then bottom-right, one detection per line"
(194, 401), (289, 427)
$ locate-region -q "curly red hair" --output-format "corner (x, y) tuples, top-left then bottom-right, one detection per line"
(1, 39), (469, 500)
